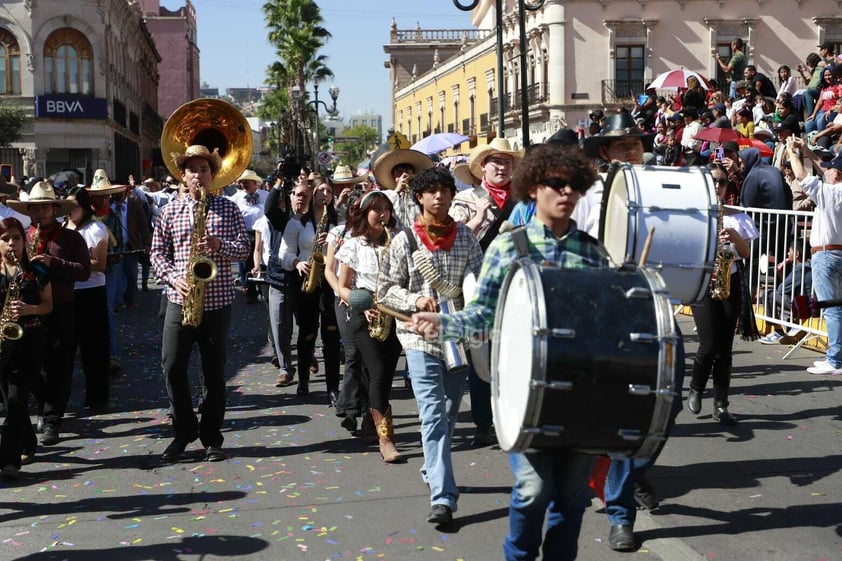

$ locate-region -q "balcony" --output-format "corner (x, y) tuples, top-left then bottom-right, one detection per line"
(601, 79), (646, 105)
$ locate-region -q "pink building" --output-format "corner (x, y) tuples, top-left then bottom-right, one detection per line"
(140, 0), (201, 119)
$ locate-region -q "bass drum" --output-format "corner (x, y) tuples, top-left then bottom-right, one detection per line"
(599, 163), (718, 304)
(462, 272), (491, 382)
(491, 261), (678, 458)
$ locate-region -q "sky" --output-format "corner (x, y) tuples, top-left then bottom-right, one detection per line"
(168, 0), (475, 128)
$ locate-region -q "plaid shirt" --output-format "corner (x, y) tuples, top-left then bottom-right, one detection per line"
(379, 223), (483, 359)
(441, 217), (609, 341)
(151, 194), (249, 310)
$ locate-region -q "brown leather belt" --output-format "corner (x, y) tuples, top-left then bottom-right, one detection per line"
(811, 244), (842, 254)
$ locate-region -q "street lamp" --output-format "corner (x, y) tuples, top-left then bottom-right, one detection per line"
(453, 0), (544, 148)
(307, 83), (340, 170)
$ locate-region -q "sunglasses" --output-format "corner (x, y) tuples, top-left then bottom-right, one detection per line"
(539, 177), (583, 193)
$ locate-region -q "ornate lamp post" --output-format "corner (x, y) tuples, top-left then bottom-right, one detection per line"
(306, 84), (340, 170)
(453, 0), (544, 148)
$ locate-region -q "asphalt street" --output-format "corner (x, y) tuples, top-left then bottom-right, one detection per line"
(0, 286), (840, 561)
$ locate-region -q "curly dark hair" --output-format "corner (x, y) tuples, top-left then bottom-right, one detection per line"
(410, 166), (456, 209)
(511, 144), (598, 203)
(348, 191), (396, 240)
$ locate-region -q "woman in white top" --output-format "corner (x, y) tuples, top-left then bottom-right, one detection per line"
(686, 164), (759, 425)
(63, 187), (110, 409)
(279, 181), (341, 400)
(335, 191), (404, 463)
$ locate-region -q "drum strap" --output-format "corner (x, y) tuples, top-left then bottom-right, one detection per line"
(511, 227), (530, 259)
(479, 196), (515, 251)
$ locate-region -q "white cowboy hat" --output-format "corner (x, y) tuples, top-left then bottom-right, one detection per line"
(7, 180), (78, 216)
(85, 169), (128, 196)
(236, 169), (263, 184)
(372, 149), (434, 189)
(467, 137), (523, 180)
(171, 144), (223, 174)
(452, 162), (480, 187)
(331, 164), (367, 184)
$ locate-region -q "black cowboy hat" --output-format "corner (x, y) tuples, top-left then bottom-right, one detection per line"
(583, 111), (654, 159)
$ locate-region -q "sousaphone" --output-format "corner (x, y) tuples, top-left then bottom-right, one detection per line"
(161, 98), (253, 191)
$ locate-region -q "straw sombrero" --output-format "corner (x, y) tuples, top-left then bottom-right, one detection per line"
(372, 149), (434, 189)
(467, 137), (523, 180)
(236, 169), (263, 184)
(171, 145), (222, 174)
(331, 164), (367, 185)
(7, 181), (78, 216)
(452, 163), (480, 187)
(85, 169), (128, 197)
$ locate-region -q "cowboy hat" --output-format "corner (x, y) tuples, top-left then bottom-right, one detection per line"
(85, 169), (128, 197)
(372, 149), (434, 189)
(468, 137), (523, 180)
(452, 163), (480, 187)
(7, 180), (78, 216)
(331, 164), (367, 185)
(171, 144), (222, 174)
(236, 169), (263, 184)
(582, 111), (654, 159)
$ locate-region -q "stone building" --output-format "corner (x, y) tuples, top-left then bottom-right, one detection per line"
(0, 0), (161, 185)
(386, 0), (842, 149)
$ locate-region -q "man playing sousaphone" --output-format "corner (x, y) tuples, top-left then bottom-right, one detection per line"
(150, 145), (249, 463)
(372, 149), (434, 229)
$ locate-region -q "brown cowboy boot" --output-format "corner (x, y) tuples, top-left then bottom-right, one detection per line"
(370, 407), (404, 463)
(359, 410), (378, 443)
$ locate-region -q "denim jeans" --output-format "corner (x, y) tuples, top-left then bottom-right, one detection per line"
(812, 250), (842, 367)
(405, 350), (466, 511)
(504, 450), (594, 561)
(268, 284), (293, 373)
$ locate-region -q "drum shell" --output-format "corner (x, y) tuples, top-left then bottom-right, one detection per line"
(491, 262), (677, 458)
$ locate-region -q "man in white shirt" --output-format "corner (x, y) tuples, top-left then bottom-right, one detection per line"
(680, 107), (704, 165)
(228, 169), (268, 303)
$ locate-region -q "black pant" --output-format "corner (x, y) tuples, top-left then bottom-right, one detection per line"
(690, 273), (741, 401)
(347, 305), (401, 413)
(162, 301), (231, 448)
(290, 279), (342, 390)
(73, 286), (110, 406)
(32, 302), (75, 426)
(0, 326), (43, 467)
(334, 298), (365, 417)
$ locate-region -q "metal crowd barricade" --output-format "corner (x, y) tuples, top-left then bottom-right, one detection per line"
(730, 204), (824, 357)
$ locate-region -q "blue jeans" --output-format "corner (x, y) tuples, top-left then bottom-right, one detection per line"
(504, 450), (594, 561)
(267, 284), (293, 373)
(405, 350), (466, 511)
(812, 250), (842, 367)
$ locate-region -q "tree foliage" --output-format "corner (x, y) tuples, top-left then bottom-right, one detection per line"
(334, 124), (379, 166)
(0, 101), (27, 148)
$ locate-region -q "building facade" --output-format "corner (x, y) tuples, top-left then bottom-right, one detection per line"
(348, 112), (383, 141)
(386, 0), (842, 149)
(0, 0), (161, 184)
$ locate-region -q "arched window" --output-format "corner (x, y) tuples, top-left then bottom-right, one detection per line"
(0, 29), (21, 95)
(44, 28), (93, 95)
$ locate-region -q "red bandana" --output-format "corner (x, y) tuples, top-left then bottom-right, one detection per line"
(92, 205), (110, 217)
(413, 216), (457, 251)
(483, 179), (511, 209)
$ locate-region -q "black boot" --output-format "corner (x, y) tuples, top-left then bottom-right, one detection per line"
(712, 387), (736, 425)
(687, 387), (702, 414)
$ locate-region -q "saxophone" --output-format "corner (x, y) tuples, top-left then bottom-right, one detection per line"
(301, 209), (328, 294)
(0, 250), (24, 346)
(710, 198), (738, 300)
(28, 227), (40, 260)
(368, 222), (394, 342)
(182, 185), (218, 327)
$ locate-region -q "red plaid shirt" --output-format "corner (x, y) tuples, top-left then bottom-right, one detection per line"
(151, 194), (249, 310)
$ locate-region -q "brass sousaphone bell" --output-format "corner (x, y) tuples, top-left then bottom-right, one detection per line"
(160, 98), (254, 192)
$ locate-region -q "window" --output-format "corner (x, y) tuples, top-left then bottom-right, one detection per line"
(615, 45), (645, 97)
(0, 29), (21, 95)
(44, 28), (93, 95)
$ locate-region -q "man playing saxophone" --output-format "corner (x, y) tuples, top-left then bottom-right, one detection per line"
(150, 145), (249, 463)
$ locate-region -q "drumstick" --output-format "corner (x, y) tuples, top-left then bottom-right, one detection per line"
(638, 227), (655, 268)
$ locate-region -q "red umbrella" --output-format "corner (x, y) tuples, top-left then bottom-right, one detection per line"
(737, 137), (774, 157)
(693, 127), (741, 144)
(648, 69), (710, 90)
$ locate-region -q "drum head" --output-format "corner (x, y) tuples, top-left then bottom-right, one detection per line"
(602, 167), (632, 266)
(492, 262), (545, 452)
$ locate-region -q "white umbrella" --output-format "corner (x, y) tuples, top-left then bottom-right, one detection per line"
(648, 69), (710, 90)
(411, 132), (469, 155)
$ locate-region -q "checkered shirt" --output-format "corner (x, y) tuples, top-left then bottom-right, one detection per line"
(440, 217), (609, 341)
(379, 223), (483, 359)
(151, 194), (249, 310)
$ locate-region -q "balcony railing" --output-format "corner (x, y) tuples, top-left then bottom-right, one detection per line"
(601, 79), (646, 105)
(392, 28), (490, 43)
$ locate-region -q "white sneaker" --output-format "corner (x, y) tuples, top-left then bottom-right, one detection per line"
(813, 359), (831, 369)
(759, 332), (783, 345)
(807, 361), (841, 374)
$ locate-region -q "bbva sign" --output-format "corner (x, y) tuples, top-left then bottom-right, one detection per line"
(36, 95), (108, 119)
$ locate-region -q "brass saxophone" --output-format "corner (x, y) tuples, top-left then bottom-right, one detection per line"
(0, 250), (24, 346)
(710, 198), (738, 300)
(182, 185), (218, 327)
(301, 209), (328, 294)
(368, 222), (393, 342)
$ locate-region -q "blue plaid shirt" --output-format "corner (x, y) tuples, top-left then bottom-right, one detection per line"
(441, 217), (609, 341)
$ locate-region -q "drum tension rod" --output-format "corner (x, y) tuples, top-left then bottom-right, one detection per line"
(525, 425), (564, 437)
(629, 333), (656, 343)
(532, 327), (575, 338)
(617, 429), (643, 441)
(531, 380), (573, 391)
(628, 384), (654, 395)
(625, 287), (651, 299)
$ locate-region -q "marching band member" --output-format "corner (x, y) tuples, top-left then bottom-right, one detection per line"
(335, 191), (405, 463)
(379, 166), (483, 525)
(372, 149), (434, 229)
(8, 181), (90, 447)
(150, 145), (249, 463)
(411, 143), (607, 560)
(0, 217), (52, 479)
